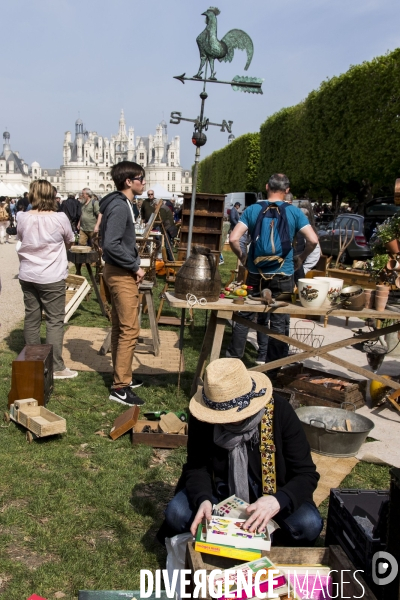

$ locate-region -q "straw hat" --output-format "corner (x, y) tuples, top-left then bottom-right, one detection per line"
(189, 358), (272, 424)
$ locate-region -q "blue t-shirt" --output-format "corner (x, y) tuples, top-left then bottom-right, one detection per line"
(239, 201), (310, 275)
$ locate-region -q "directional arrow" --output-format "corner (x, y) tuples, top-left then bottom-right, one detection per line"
(173, 73), (263, 94)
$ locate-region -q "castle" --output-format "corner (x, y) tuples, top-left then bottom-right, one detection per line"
(2, 111), (192, 196)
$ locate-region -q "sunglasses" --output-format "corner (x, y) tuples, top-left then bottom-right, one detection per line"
(129, 176), (145, 184)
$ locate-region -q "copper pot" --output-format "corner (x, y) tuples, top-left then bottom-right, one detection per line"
(174, 245), (222, 302)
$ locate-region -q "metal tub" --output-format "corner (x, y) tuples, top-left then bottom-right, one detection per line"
(296, 405), (374, 457)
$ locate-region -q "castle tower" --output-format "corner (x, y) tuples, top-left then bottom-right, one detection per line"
(119, 109), (127, 139)
(2, 131), (11, 160)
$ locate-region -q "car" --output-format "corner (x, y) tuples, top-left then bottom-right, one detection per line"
(318, 214), (371, 263)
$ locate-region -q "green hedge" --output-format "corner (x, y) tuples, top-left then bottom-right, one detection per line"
(198, 133), (260, 193)
(259, 48), (400, 204)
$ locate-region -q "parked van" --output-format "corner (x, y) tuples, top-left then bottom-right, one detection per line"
(224, 192), (257, 217)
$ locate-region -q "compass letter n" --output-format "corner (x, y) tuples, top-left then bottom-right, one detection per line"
(220, 120), (233, 133)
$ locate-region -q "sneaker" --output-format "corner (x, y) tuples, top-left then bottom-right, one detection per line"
(129, 378), (144, 389)
(219, 254), (225, 265)
(255, 359), (266, 366)
(109, 386), (145, 406)
(54, 368), (78, 379)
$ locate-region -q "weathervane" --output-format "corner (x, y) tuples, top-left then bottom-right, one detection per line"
(171, 6), (263, 258)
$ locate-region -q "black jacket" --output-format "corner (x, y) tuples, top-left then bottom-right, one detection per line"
(60, 197), (81, 227)
(99, 191), (140, 272)
(183, 394), (319, 513)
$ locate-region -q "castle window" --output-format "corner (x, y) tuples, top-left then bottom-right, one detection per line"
(185, 186), (189, 192)
(167, 185), (170, 191)
(172, 184), (175, 192)
(172, 172), (175, 181)
(171, 162), (174, 167)
(171, 153), (174, 159)
(167, 172), (170, 180)
(140, 153), (144, 160)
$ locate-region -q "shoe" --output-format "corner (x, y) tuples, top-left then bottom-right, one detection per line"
(255, 359), (266, 365)
(129, 378), (144, 389)
(54, 368), (78, 379)
(219, 256), (225, 265)
(109, 386), (145, 406)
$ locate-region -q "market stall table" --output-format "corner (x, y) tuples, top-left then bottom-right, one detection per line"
(165, 292), (400, 395)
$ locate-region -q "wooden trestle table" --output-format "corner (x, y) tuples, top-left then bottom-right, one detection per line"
(165, 292), (400, 396)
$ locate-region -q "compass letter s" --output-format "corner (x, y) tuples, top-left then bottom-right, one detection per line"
(170, 112), (182, 125)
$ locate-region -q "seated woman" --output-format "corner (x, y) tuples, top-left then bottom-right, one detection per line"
(159, 358), (323, 546)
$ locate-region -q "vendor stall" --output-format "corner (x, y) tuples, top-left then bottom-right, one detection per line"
(165, 292), (400, 395)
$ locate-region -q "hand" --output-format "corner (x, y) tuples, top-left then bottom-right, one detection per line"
(190, 500), (213, 536)
(133, 267), (145, 283)
(293, 255), (303, 272)
(93, 225), (99, 233)
(243, 495), (280, 533)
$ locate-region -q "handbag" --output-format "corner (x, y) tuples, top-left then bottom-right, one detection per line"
(6, 225), (17, 236)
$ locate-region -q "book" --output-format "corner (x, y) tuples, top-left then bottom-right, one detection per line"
(208, 555), (286, 600)
(213, 495), (279, 536)
(206, 516), (271, 551)
(195, 523), (262, 561)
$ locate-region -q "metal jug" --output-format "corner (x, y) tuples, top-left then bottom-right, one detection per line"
(175, 246), (222, 302)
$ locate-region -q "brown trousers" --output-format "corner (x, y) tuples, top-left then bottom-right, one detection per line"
(102, 263), (140, 387)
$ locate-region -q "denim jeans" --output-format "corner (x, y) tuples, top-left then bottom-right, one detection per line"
(227, 272), (294, 363)
(164, 488), (323, 545)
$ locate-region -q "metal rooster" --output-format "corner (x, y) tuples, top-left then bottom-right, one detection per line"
(194, 7), (254, 80)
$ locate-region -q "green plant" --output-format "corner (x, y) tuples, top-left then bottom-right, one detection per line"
(376, 218), (399, 244)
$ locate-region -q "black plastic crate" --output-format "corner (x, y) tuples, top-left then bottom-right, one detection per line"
(325, 489), (389, 595)
(384, 468), (400, 600)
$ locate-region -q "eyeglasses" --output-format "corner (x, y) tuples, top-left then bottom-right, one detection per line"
(129, 176), (145, 184)
(147, 193), (154, 196)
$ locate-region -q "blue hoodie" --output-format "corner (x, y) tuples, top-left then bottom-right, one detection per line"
(99, 191), (141, 272)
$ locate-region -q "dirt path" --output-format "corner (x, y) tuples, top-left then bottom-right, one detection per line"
(0, 240), (25, 341)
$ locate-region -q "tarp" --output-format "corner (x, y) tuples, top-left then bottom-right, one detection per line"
(136, 183), (183, 200)
(0, 182), (18, 196)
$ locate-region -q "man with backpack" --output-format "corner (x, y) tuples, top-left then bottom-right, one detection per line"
(60, 193), (82, 233)
(227, 173), (318, 367)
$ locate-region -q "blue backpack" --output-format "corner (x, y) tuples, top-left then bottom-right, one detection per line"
(249, 201), (292, 273)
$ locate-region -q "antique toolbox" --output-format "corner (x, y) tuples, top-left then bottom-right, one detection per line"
(10, 398), (66, 437)
(384, 468), (400, 599)
(8, 344), (53, 408)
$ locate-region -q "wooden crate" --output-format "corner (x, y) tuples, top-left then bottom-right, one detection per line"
(131, 419), (188, 448)
(65, 274), (91, 323)
(15, 405), (66, 437)
(185, 543), (376, 599)
(8, 344), (53, 408)
(276, 364), (366, 409)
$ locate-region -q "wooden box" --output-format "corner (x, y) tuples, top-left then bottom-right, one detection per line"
(185, 543), (377, 599)
(13, 400), (66, 437)
(276, 364), (366, 409)
(8, 344), (53, 408)
(131, 419), (188, 448)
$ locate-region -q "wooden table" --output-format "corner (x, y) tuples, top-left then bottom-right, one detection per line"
(165, 292), (400, 395)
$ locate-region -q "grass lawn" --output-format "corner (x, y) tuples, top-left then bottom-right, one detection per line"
(0, 250), (391, 599)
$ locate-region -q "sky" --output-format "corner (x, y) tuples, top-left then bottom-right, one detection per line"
(1, 0), (400, 170)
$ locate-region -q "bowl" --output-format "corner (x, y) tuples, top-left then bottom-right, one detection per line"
(297, 278), (330, 308)
(314, 277), (344, 305)
(340, 285), (364, 298)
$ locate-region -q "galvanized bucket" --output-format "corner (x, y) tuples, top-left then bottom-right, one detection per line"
(296, 404), (374, 457)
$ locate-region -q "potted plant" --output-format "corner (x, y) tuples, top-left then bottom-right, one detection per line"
(376, 216), (400, 253)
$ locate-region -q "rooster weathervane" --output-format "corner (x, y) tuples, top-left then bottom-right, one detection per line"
(171, 7), (263, 257)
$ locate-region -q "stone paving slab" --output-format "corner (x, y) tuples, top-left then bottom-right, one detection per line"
(63, 326), (184, 374)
